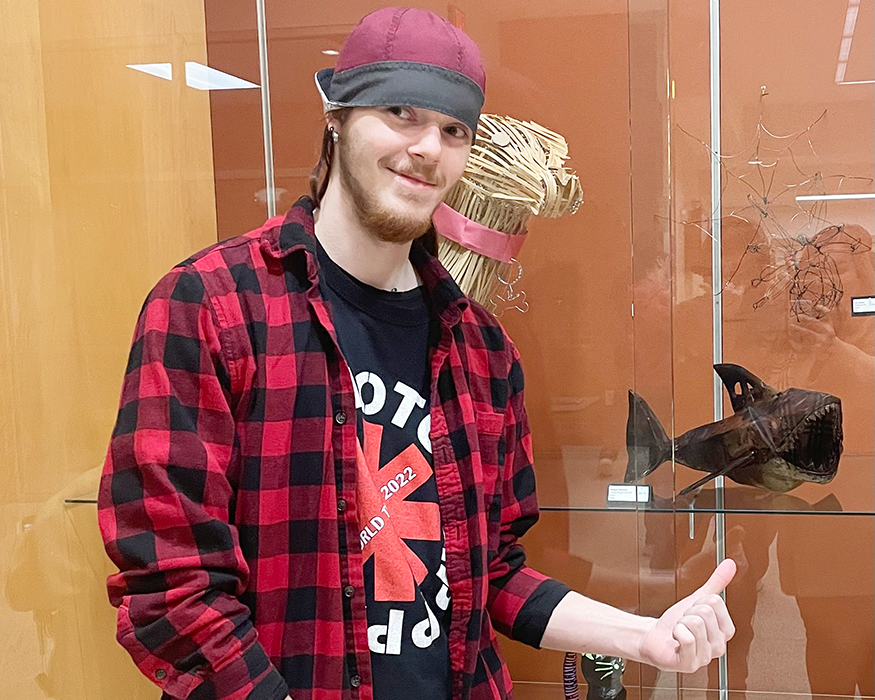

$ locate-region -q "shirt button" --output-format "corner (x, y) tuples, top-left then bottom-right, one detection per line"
(334, 411), (348, 425)
(350, 675), (362, 688)
(337, 498), (348, 513)
(155, 669), (167, 681)
(343, 585), (356, 598)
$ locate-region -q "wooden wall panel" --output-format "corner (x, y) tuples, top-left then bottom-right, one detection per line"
(0, 0), (218, 697)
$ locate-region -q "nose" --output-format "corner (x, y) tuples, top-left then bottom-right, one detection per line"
(408, 124), (442, 163)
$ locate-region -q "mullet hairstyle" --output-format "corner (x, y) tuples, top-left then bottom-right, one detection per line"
(309, 108), (352, 206)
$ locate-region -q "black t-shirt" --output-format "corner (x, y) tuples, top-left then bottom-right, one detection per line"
(317, 242), (451, 700)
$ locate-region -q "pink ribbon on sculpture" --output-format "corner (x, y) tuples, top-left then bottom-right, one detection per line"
(432, 203), (527, 263)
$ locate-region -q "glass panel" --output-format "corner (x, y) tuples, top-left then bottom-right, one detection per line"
(500, 511), (646, 689)
(661, 0), (874, 695)
(265, 0), (653, 693)
(712, 0), (874, 693)
(671, 516), (874, 694)
(717, 0), (875, 515)
(204, 1), (270, 239)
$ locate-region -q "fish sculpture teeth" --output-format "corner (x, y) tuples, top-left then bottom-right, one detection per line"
(624, 364), (843, 495)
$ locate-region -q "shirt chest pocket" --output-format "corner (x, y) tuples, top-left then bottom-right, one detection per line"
(474, 410), (506, 478)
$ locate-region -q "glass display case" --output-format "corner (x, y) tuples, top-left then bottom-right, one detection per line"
(2, 0), (871, 698)
(500, 0), (873, 696)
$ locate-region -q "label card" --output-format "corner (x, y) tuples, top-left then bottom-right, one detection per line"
(852, 296), (875, 316)
(606, 483), (652, 505)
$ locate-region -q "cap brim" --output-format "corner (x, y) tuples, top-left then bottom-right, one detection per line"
(315, 68), (341, 113)
(314, 62), (482, 134)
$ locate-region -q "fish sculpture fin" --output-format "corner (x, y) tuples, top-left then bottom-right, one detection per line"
(714, 364), (777, 413)
(624, 391), (672, 482)
(678, 448), (759, 496)
(679, 467), (731, 496)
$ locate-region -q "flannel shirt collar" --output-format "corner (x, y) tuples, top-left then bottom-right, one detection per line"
(260, 196), (470, 326)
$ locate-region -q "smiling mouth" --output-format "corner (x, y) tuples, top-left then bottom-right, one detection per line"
(389, 168), (437, 187)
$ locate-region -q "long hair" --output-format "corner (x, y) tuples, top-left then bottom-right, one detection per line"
(309, 108), (351, 206)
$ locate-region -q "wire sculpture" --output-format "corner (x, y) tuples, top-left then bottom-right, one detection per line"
(677, 88), (872, 320)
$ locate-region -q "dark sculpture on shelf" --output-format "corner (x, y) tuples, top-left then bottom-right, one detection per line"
(624, 364), (843, 495)
(563, 652), (626, 700)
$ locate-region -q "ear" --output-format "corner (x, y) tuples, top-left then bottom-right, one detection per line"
(325, 108), (348, 135)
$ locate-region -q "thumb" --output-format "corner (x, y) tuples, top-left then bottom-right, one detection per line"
(696, 558), (737, 597)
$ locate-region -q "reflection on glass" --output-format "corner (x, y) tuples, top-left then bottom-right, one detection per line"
(184, 62), (259, 91)
(126, 63), (172, 80)
(796, 192), (875, 201)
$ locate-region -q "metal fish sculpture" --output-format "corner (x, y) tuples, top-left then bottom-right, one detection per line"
(624, 364), (843, 495)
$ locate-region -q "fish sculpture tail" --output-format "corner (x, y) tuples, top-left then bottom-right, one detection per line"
(624, 391), (672, 483)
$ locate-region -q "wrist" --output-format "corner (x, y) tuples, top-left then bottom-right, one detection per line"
(629, 615), (658, 664)
(541, 591), (658, 660)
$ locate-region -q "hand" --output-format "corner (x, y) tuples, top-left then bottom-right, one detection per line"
(788, 306), (837, 353)
(638, 558), (737, 673)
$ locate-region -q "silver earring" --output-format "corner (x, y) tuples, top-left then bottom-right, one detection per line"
(330, 128), (339, 143)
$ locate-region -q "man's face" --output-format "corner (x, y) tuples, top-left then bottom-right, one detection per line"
(331, 106), (473, 243)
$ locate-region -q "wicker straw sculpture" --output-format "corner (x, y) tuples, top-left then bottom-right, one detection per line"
(434, 114), (583, 310)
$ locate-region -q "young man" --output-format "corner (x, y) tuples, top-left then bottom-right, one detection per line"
(98, 8), (735, 700)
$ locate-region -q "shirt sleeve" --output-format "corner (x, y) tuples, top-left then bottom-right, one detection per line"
(485, 344), (571, 648)
(97, 267), (288, 700)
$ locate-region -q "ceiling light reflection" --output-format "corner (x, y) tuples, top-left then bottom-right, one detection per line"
(795, 193), (875, 201)
(184, 62), (259, 91)
(126, 63), (172, 81)
(835, 0), (863, 83)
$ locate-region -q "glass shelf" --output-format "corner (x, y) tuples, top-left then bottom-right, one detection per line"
(542, 506), (875, 517)
(543, 481), (875, 516)
(64, 495), (98, 504)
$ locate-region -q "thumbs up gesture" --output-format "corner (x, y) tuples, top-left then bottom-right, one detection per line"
(638, 559), (737, 673)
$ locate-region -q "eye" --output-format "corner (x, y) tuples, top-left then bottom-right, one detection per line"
(386, 106), (414, 119)
(445, 124), (471, 140)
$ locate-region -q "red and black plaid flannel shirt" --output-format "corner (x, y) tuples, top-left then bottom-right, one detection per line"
(98, 197), (570, 700)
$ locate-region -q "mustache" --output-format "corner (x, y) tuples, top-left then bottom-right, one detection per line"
(382, 157), (443, 187)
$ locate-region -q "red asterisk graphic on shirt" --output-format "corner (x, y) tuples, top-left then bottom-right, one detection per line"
(355, 421), (441, 602)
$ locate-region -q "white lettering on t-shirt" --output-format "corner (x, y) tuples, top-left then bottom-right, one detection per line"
(349, 365), (363, 409)
(417, 413), (432, 455)
(392, 381), (427, 429)
(359, 515), (386, 549)
(356, 372), (386, 415)
(412, 598), (441, 649)
(436, 548), (451, 612)
(350, 369), (431, 455)
(368, 609), (404, 655)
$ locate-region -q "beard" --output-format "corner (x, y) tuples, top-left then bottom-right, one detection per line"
(336, 138), (443, 244)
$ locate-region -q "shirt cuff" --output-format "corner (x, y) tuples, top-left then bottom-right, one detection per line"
(511, 578), (573, 648)
(184, 643), (289, 700)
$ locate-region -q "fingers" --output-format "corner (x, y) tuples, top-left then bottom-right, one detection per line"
(696, 558), (737, 597)
(672, 593), (736, 673)
(696, 593), (736, 640)
(672, 617), (700, 672)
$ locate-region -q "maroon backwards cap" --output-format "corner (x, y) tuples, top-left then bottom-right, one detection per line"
(335, 7), (485, 91)
(315, 7), (486, 133)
